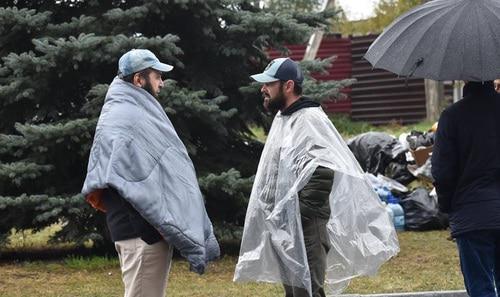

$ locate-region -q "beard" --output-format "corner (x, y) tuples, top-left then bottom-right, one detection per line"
(142, 78), (158, 98)
(263, 89), (286, 113)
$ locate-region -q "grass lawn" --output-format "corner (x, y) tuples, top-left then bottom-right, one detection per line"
(329, 115), (435, 138)
(0, 231), (464, 297)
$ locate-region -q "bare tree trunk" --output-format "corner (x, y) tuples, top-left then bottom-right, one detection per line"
(303, 0), (335, 61)
(425, 79), (444, 122)
(420, 0), (444, 122)
(453, 80), (464, 103)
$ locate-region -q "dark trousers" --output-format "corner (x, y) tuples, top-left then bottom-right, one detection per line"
(456, 230), (500, 297)
(284, 216), (330, 297)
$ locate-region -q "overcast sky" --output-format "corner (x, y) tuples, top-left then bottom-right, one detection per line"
(337, 0), (380, 20)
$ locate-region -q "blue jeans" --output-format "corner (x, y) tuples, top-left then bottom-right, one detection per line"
(456, 230), (500, 297)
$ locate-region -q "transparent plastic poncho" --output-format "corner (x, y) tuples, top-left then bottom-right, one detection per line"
(234, 107), (399, 295)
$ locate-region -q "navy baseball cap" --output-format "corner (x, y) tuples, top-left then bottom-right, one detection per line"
(250, 57), (304, 85)
(118, 49), (173, 78)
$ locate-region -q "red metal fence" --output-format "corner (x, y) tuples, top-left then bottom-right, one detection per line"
(350, 35), (428, 124)
(267, 34), (453, 124)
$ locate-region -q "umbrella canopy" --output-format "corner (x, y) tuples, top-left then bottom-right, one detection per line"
(364, 0), (500, 81)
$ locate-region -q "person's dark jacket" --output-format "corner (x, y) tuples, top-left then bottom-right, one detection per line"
(102, 187), (162, 244)
(299, 166), (334, 220)
(283, 97), (334, 220)
(431, 81), (500, 237)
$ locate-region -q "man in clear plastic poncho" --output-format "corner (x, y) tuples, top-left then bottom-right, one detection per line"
(234, 58), (399, 297)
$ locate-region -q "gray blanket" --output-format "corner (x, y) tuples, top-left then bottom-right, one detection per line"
(82, 77), (220, 273)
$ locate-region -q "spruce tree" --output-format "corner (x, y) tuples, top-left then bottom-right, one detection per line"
(0, 0), (350, 247)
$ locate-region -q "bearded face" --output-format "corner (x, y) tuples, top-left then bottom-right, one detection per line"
(262, 81), (285, 113)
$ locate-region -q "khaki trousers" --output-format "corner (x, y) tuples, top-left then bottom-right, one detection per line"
(115, 238), (174, 297)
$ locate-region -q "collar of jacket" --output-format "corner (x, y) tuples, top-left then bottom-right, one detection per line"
(463, 81), (495, 98)
(281, 96), (320, 116)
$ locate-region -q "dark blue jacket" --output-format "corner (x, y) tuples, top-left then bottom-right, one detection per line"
(431, 81), (500, 237)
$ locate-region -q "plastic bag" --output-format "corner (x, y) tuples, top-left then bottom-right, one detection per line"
(400, 188), (448, 231)
(406, 131), (435, 150)
(347, 132), (407, 175)
(384, 162), (415, 185)
(365, 173), (409, 194)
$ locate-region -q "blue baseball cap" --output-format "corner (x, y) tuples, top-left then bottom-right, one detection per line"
(250, 57), (304, 85)
(118, 49), (173, 78)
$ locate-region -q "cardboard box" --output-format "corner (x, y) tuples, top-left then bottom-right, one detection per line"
(410, 145), (433, 167)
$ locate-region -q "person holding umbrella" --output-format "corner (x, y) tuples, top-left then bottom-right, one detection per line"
(432, 81), (500, 297)
(364, 1), (500, 296)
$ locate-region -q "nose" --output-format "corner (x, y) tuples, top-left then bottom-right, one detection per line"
(159, 79), (165, 88)
(260, 85), (266, 93)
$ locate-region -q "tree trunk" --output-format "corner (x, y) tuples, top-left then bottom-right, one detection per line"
(303, 0), (335, 61)
(425, 79), (444, 122)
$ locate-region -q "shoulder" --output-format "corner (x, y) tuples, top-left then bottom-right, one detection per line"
(296, 106), (328, 123)
(288, 107), (336, 137)
(446, 98), (466, 113)
(440, 99), (467, 123)
(303, 107), (334, 130)
(98, 95), (143, 133)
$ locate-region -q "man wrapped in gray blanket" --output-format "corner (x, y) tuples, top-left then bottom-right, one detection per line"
(82, 49), (219, 297)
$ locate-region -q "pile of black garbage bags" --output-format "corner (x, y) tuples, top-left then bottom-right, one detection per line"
(348, 131), (448, 231)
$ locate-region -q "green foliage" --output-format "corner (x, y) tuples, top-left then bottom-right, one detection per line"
(337, 0), (421, 35)
(265, 0), (323, 12)
(0, 0), (347, 248)
(64, 255), (118, 270)
(5, 224), (71, 250)
(329, 114), (376, 137)
(0, 162), (53, 186)
(199, 168), (254, 229)
(329, 114), (434, 139)
(0, 193), (104, 246)
(0, 134), (27, 157)
(0, 7), (51, 55)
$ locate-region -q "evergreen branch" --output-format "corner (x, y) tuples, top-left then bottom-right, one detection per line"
(0, 134), (27, 156)
(81, 84), (108, 117)
(292, 8), (340, 28)
(161, 80), (237, 124)
(199, 168), (253, 198)
(14, 118), (97, 155)
(0, 7), (51, 54)
(304, 78), (357, 102)
(0, 161), (53, 185)
(299, 57), (336, 76)
(223, 10), (312, 51)
(46, 15), (97, 36)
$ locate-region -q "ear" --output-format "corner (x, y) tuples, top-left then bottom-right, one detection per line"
(285, 80), (295, 93)
(132, 73), (143, 87)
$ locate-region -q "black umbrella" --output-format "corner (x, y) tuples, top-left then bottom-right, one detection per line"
(365, 0), (500, 81)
